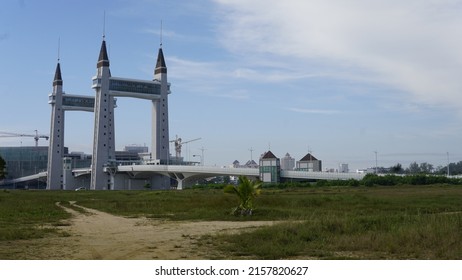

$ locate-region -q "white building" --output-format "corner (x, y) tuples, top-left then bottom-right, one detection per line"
(280, 153), (295, 170)
(339, 163), (349, 173)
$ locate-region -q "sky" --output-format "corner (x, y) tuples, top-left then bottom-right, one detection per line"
(1, 0), (462, 171)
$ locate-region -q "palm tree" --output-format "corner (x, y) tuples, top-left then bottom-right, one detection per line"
(224, 175), (262, 216)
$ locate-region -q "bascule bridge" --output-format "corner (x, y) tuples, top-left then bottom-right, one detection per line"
(47, 38), (171, 190)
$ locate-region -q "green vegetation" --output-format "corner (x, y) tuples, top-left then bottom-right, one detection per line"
(0, 184), (461, 259)
(211, 211), (461, 259)
(259, 174), (462, 189)
(0, 190), (71, 240)
(0, 156), (6, 179)
(210, 186), (462, 259)
(224, 176), (262, 216)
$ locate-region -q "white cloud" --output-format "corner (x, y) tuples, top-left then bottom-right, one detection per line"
(167, 57), (253, 99)
(209, 91), (250, 100)
(213, 0), (462, 112)
(288, 107), (342, 115)
(232, 67), (325, 83)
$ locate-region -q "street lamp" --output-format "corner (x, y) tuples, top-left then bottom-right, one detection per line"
(199, 147), (206, 166)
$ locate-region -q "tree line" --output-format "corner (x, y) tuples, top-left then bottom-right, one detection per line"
(377, 161), (462, 175)
(271, 173), (462, 188)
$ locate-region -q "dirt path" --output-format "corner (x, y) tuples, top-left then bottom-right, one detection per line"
(3, 202), (277, 260)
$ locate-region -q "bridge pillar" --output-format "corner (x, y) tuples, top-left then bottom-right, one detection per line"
(175, 178), (184, 190)
(47, 62), (65, 190)
(90, 40), (116, 190)
(151, 48), (170, 164)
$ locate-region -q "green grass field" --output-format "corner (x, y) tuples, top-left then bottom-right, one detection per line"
(0, 184), (461, 259)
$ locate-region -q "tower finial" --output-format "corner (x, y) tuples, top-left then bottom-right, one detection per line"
(57, 37), (60, 62)
(103, 11), (106, 39)
(53, 37), (63, 86)
(160, 20), (163, 48)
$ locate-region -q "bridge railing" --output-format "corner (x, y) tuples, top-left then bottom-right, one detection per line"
(117, 164), (260, 176)
(282, 170), (365, 180)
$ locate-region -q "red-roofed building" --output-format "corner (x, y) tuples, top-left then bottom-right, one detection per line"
(296, 153), (322, 172)
(259, 151), (281, 183)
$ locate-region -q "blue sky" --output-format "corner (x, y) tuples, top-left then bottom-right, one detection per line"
(1, 0), (462, 171)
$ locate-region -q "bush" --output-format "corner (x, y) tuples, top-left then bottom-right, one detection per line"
(359, 173), (461, 187)
(347, 179), (360, 187)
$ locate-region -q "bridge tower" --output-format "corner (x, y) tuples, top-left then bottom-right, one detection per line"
(90, 39), (116, 190)
(47, 61), (65, 190)
(152, 47), (170, 162)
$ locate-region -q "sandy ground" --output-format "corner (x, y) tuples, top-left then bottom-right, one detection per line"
(1, 202), (277, 260)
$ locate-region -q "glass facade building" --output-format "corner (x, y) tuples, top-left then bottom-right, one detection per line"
(0, 146), (68, 179)
(0, 146), (149, 179)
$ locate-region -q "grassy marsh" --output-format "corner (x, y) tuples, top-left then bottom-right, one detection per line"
(0, 185), (461, 259)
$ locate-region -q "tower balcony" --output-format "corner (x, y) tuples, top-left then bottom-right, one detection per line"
(48, 93), (56, 104)
(92, 76), (102, 89)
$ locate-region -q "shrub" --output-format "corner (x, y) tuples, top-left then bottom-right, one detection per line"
(224, 176), (262, 216)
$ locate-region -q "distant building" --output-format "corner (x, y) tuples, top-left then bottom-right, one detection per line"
(244, 159), (259, 168)
(124, 145), (148, 154)
(356, 168), (374, 174)
(0, 146), (64, 179)
(280, 153), (295, 170)
(232, 160), (240, 168)
(115, 151), (142, 162)
(116, 145), (150, 162)
(229, 159), (259, 183)
(339, 163), (349, 173)
(296, 153), (322, 172)
(231, 159), (258, 169)
(0, 145), (148, 182)
(67, 152), (92, 169)
(259, 151), (281, 183)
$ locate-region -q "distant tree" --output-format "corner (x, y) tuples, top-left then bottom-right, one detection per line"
(407, 162), (420, 174)
(435, 165), (445, 175)
(419, 162), (434, 174)
(376, 166), (390, 174)
(390, 163), (404, 174)
(448, 161), (462, 175)
(222, 176), (231, 184)
(0, 156), (6, 179)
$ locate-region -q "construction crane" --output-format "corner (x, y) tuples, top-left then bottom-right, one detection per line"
(0, 130), (50, 147)
(170, 135), (201, 158)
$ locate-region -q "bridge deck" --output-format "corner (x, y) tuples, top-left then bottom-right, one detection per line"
(1, 164), (366, 188)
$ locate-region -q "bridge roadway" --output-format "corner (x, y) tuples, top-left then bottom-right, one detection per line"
(2, 164), (366, 189)
(116, 164), (366, 189)
(0, 171), (48, 186)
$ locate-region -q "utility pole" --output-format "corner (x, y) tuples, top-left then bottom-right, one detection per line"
(374, 151), (378, 174)
(249, 147), (254, 162)
(447, 152), (450, 176)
